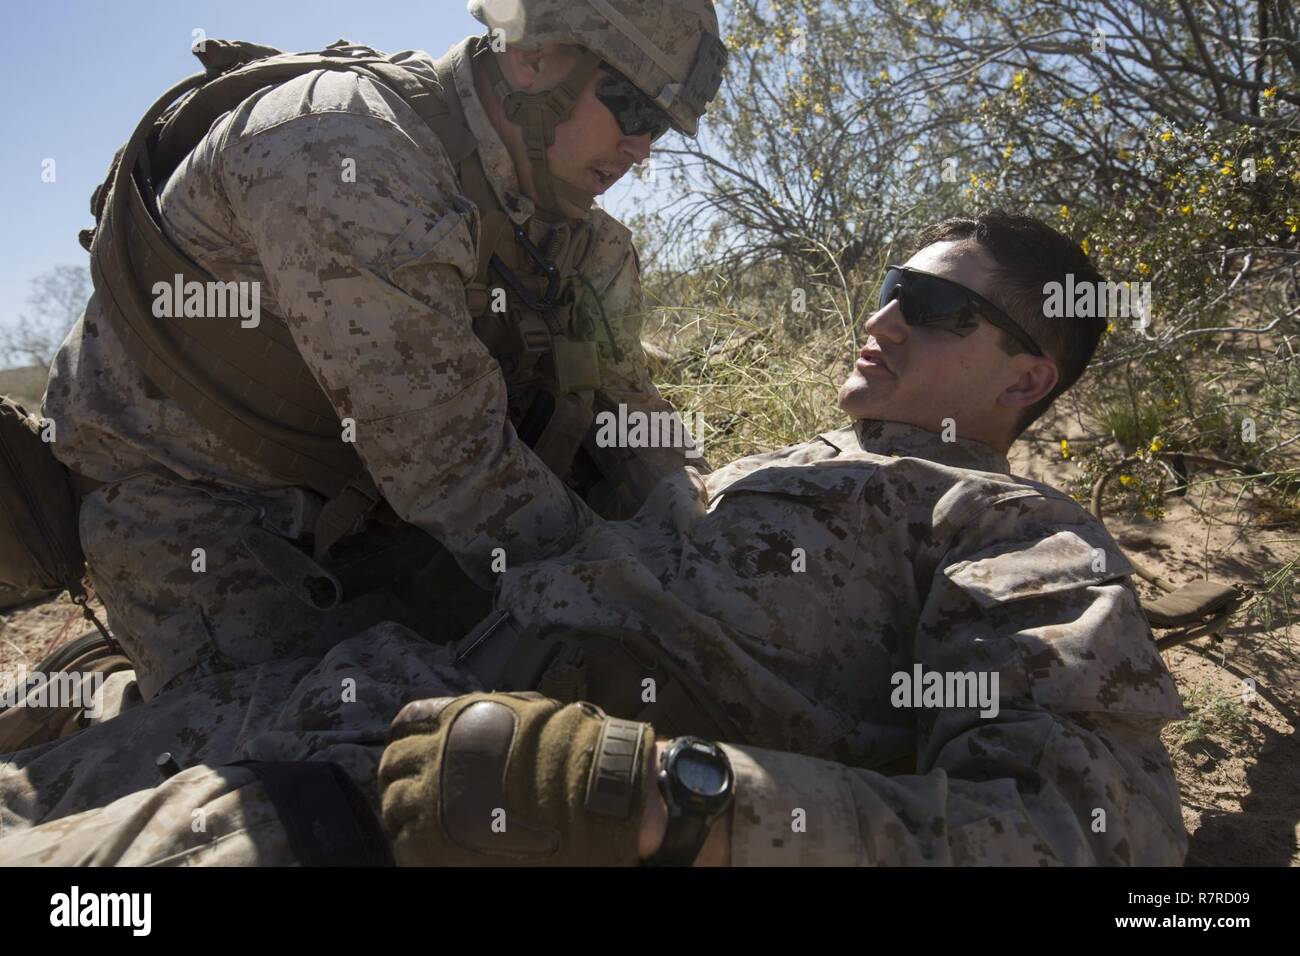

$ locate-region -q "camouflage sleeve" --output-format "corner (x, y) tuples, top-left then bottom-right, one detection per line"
(214, 96), (594, 585)
(583, 243), (707, 512)
(720, 518), (1189, 866)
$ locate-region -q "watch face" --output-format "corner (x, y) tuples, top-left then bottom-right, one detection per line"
(676, 749), (729, 797)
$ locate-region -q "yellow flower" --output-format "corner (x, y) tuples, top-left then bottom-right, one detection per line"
(1199, 183), (1210, 194)
(1180, 204), (1193, 215)
(1062, 97), (1077, 110)
(1060, 439), (1071, 460)
(1286, 214), (1299, 234)
(1137, 261), (1152, 275)
(1080, 238), (1090, 255)
(1118, 474), (1135, 486)
(1012, 72), (1026, 91)
(812, 168), (823, 181)
(1220, 163), (1235, 175)
(1059, 205), (1070, 220)
(879, 68), (891, 83)
(1003, 143), (1014, 160)
(1160, 129), (1173, 142)
(1263, 87), (1278, 99)
(1149, 437), (1164, 453)
(813, 102), (824, 115)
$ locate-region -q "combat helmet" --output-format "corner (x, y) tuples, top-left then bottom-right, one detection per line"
(468, 0), (727, 213)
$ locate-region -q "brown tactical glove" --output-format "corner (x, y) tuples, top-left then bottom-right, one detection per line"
(378, 692), (655, 866)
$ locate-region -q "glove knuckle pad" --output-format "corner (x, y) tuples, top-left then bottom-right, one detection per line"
(441, 700), (559, 859)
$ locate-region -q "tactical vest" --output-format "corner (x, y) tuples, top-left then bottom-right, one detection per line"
(83, 37), (617, 561)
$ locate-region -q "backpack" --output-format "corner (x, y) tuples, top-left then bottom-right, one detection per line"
(0, 396), (87, 609)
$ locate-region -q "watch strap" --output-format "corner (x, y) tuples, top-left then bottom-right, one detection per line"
(645, 806), (711, 867)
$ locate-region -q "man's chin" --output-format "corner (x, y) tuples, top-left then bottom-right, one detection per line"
(837, 392), (876, 421)
(837, 374), (887, 419)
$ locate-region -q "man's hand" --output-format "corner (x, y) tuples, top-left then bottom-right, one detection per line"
(378, 692), (654, 866)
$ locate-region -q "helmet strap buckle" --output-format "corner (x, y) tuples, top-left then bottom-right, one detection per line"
(482, 41), (602, 217)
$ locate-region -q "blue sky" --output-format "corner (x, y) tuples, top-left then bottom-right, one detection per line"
(1, 0), (645, 339)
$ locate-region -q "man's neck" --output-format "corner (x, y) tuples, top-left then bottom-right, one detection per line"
(850, 418), (1012, 474)
(470, 51), (588, 220)
(858, 417), (1011, 455)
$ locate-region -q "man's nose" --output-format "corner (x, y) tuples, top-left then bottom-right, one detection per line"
(864, 299), (908, 345)
(619, 132), (653, 164)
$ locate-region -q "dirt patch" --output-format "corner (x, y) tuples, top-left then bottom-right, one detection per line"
(0, 593), (103, 676)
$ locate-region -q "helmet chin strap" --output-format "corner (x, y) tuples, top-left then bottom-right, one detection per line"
(479, 37), (603, 219)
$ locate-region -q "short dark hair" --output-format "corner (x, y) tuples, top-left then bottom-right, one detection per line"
(912, 210), (1107, 435)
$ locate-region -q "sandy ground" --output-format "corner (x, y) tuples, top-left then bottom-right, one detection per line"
(2, 409), (1296, 866)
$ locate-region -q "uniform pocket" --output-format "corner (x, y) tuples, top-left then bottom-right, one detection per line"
(709, 460), (871, 505)
(683, 462), (870, 667)
(941, 523), (1181, 719)
(377, 203), (479, 285)
(944, 524), (1136, 608)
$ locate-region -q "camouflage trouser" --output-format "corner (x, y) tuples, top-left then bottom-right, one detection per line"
(0, 622), (482, 864)
(80, 472), (438, 700)
(2, 764), (312, 865)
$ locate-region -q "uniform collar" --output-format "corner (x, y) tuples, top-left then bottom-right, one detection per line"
(820, 419), (1010, 475)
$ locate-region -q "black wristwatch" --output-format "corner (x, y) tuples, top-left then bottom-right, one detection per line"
(644, 736), (734, 866)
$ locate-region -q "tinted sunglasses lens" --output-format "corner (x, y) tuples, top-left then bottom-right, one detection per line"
(898, 272), (979, 335)
(879, 268), (905, 310)
(596, 69), (673, 140)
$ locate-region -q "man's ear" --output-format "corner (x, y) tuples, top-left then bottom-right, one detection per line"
(997, 355), (1059, 411)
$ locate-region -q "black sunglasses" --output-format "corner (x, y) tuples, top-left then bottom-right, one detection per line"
(879, 265), (1045, 357)
(594, 64), (674, 142)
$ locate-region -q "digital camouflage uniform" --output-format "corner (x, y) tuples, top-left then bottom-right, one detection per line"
(43, 36), (688, 700)
(0, 420), (1187, 865)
